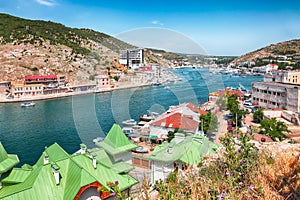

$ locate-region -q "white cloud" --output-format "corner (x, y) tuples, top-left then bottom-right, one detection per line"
(151, 20), (164, 26)
(35, 0), (56, 7)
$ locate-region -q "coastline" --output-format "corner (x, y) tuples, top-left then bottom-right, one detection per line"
(0, 82), (153, 103)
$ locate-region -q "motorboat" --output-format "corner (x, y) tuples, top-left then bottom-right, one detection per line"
(122, 119), (137, 126)
(139, 114), (154, 122)
(93, 137), (105, 143)
(122, 127), (134, 135)
(132, 146), (149, 153)
(20, 102), (35, 107)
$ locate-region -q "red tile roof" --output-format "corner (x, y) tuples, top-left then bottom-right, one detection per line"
(209, 89), (244, 97)
(199, 110), (208, 115)
(25, 75), (57, 81)
(151, 112), (199, 131)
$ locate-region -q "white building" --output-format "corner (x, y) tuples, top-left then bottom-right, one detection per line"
(119, 49), (145, 69)
(12, 83), (44, 97)
(150, 134), (220, 183)
(95, 75), (110, 88)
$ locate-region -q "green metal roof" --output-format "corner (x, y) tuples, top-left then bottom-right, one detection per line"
(150, 135), (220, 165)
(0, 142), (19, 174)
(35, 143), (70, 166)
(89, 148), (134, 173)
(111, 162), (134, 174)
(96, 124), (138, 155)
(0, 143), (138, 200)
(72, 154), (138, 191)
(2, 168), (32, 184)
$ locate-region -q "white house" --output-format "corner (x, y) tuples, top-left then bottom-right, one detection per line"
(150, 134), (220, 183)
(95, 75), (110, 88)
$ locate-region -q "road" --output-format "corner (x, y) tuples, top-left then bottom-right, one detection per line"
(215, 110), (229, 143)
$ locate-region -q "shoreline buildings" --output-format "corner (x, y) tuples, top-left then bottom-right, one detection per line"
(252, 70), (300, 112)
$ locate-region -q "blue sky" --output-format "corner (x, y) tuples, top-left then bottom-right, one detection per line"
(1, 0), (300, 55)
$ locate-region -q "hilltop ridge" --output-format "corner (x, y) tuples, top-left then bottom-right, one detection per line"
(0, 13), (176, 83)
(231, 39), (300, 68)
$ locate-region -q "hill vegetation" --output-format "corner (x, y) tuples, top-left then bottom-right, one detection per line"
(231, 39), (300, 69)
(0, 13), (134, 55)
(0, 13), (140, 82)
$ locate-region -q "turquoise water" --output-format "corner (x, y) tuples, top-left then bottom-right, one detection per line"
(0, 68), (263, 165)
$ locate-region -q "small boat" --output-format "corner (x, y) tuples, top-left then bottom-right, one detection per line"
(140, 114), (154, 122)
(122, 127), (134, 135)
(93, 137), (105, 143)
(20, 102), (35, 107)
(132, 146), (149, 153)
(122, 119), (137, 126)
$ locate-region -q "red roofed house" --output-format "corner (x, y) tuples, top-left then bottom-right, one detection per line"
(149, 104), (200, 138)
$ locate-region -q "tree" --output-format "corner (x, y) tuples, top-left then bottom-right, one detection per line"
(167, 128), (179, 142)
(199, 111), (218, 134)
(252, 108), (264, 123)
(113, 76), (120, 82)
(227, 94), (248, 127)
(259, 118), (290, 141)
(227, 94), (238, 111)
(216, 94), (227, 110)
(208, 113), (218, 133)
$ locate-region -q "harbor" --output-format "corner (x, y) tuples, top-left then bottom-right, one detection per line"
(0, 68), (263, 166)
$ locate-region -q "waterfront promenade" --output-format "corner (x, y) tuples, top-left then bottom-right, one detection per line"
(0, 82), (153, 103)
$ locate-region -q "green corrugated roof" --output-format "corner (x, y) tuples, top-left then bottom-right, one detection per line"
(0, 143), (138, 200)
(91, 148), (113, 167)
(35, 143), (70, 167)
(0, 142), (9, 161)
(2, 168), (32, 184)
(71, 154), (138, 191)
(89, 148), (134, 173)
(0, 142), (19, 174)
(150, 135), (220, 165)
(96, 124), (138, 155)
(111, 162), (134, 174)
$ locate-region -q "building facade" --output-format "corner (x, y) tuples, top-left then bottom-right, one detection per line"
(264, 71), (300, 85)
(252, 82), (300, 112)
(119, 49), (144, 69)
(95, 75), (111, 88)
(11, 83), (44, 97)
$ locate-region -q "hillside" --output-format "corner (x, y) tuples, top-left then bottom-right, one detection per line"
(0, 13), (176, 83)
(231, 39), (300, 68)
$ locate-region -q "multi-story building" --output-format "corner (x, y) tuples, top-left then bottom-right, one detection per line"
(11, 82), (44, 97)
(264, 70), (300, 84)
(252, 82), (300, 112)
(95, 75), (110, 88)
(119, 49), (144, 69)
(252, 70), (300, 112)
(24, 75), (66, 87)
